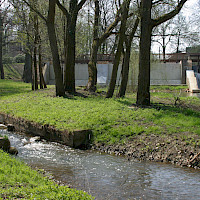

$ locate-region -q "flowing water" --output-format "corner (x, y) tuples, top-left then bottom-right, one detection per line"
(1, 130), (200, 200)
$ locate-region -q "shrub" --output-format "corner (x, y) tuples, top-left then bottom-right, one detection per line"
(14, 54), (25, 63)
(2, 56), (13, 64)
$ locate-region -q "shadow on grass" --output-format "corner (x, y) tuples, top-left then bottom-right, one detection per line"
(0, 80), (32, 97)
(116, 95), (200, 122)
(132, 102), (200, 119)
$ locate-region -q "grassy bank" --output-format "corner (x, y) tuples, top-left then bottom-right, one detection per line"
(3, 64), (24, 80)
(0, 80), (200, 146)
(0, 150), (93, 199)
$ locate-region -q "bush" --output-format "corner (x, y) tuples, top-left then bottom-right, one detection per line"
(2, 56), (13, 64)
(14, 54), (25, 63)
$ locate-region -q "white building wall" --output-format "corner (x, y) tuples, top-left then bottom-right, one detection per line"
(132, 62), (182, 86)
(43, 62), (182, 86)
(150, 62), (182, 85)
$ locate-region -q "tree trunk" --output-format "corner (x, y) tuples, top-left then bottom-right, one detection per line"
(118, 18), (139, 97)
(56, 0), (87, 94)
(86, 0), (99, 92)
(64, 0), (79, 94)
(117, 44), (131, 97)
(23, 52), (32, 83)
(162, 32), (166, 63)
(46, 0), (64, 97)
(38, 38), (43, 89)
(136, 0), (152, 106)
(86, 1), (121, 92)
(87, 40), (98, 92)
(33, 43), (38, 90)
(38, 40), (47, 89)
(64, 18), (76, 93)
(0, 13), (4, 79)
(106, 0), (130, 98)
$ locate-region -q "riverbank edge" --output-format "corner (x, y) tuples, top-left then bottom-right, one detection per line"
(1, 112), (200, 170)
(0, 150), (94, 200)
(0, 113), (91, 149)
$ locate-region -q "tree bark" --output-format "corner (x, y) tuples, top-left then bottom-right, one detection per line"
(64, 16), (77, 93)
(136, 0), (187, 106)
(136, 0), (152, 106)
(23, 52), (32, 83)
(86, 0), (99, 92)
(87, 40), (98, 92)
(33, 41), (38, 90)
(106, 0), (130, 98)
(118, 17), (139, 97)
(33, 2), (39, 90)
(57, 0), (87, 94)
(47, 0), (64, 96)
(0, 12), (4, 79)
(38, 37), (44, 89)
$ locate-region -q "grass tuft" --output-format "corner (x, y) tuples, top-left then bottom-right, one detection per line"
(0, 150), (94, 199)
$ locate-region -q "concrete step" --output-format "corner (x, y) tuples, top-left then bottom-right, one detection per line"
(186, 70), (200, 93)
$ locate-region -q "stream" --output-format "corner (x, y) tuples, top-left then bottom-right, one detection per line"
(1, 129), (200, 200)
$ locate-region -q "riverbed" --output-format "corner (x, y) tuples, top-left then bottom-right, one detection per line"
(1, 129), (200, 200)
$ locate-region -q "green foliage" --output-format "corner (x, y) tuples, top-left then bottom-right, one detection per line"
(0, 80), (200, 145)
(0, 150), (94, 199)
(14, 54), (25, 63)
(2, 56), (13, 64)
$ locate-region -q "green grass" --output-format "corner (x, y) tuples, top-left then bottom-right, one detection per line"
(0, 80), (200, 145)
(0, 79), (31, 97)
(3, 64), (23, 80)
(0, 150), (94, 200)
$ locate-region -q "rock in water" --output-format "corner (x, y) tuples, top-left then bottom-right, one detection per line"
(9, 147), (18, 155)
(0, 137), (11, 151)
(7, 124), (15, 132)
(0, 124), (7, 130)
(30, 136), (41, 143)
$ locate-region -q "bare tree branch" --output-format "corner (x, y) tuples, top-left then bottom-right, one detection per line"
(152, 0), (187, 27)
(77, 0), (87, 11)
(56, 0), (70, 19)
(22, 0), (47, 22)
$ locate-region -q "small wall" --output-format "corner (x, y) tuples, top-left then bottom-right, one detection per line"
(43, 62), (182, 86)
(150, 62), (182, 85)
(75, 64), (89, 86)
(0, 113), (92, 149)
(44, 63), (122, 86)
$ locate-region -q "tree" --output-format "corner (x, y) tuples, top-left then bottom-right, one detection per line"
(86, 0), (122, 92)
(33, 2), (39, 90)
(56, 0), (87, 94)
(86, 0), (100, 92)
(10, 0), (33, 84)
(0, 4), (4, 79)
(23, 0), (65, 96)
(106, 0), (131, 98)
(136, 0), (188, 106)
(0, 0), (9, 79)
(152, 20), (173, 62)
(117, 17), (139, 97)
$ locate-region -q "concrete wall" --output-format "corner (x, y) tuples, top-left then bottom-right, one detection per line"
(43, 62), (182, 86)
(150, 62), (182, 85)
(132, 62), (182, 87)
(44, 63), (122, 86)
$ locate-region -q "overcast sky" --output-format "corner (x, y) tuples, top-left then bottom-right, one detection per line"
(184, 0), (198, 18)
(152, 0), (199, 53)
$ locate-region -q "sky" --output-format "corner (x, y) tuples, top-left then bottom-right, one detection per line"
(152, 0), (199, 53)
(184, 0), (198, 19)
